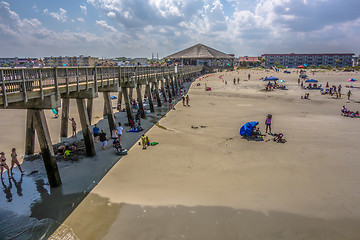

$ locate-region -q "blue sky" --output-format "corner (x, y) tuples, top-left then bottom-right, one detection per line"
(0, 0), (359, 58)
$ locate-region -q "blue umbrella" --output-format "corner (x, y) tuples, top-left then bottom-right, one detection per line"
(240, 121), (259, 137)
(110, 95), (117, 99)
(264, 76), (279, 81)
(305, 79), (318, 83)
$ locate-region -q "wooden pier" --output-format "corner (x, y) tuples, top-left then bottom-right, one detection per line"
(0, 65), (202, 187)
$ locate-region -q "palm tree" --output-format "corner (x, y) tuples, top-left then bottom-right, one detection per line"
(258, 57), (266, 67)
(274, 61), (280, 67)
(335, 59), (341, 68)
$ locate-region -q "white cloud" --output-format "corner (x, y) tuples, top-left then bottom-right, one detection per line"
(43, 8), (68, 23)
(107, 11), (116, 17)
(80, 5), (87, 15)
(77, 17), (85, 22)
(96, 20), (118, 32)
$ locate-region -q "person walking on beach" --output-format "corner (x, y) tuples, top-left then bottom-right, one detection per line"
(248, 74), (251, 81)
(237, 78), (240, 84)
(117, 122), (123, 143)
(182, 95), (185, 106)
(10, 148), (24, 175)
(93, 124), (100, 143)
(69, 118), (77, 137)
(186, 95), (190, 106)
(99, 129), (108, 150)
(233, 78), (236, 85)
(0, 152), (11, 179)
(265, 114), (272, 134)
(347, 90), (352, 100)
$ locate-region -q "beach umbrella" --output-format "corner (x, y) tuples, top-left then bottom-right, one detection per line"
(264, 76), (279, 81)
(305, 79), (318, 83)
(297, 65), (305, 68)
(277, 80), (285, 83)
(347, 78), (357, 82)
(240, 121), (259, 137)
(110, 95), (117, 99)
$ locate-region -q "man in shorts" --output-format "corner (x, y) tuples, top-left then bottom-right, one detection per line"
(93, 124), (100, 143)
(99, 129), (108, 150)
(69, 118), (77, 137)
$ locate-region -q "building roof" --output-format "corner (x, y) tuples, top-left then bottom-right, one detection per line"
(166, 44), (234, 59)
(261, 53), (354, 57)
(237, 56), (260, 62)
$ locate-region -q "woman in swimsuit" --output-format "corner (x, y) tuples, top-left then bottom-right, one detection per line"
(11, 148), (24, 175)
(0, 152), (11, 179)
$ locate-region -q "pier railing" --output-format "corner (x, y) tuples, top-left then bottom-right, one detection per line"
(0, 65), (202, 107)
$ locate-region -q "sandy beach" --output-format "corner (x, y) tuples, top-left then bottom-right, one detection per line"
(47, 69), (360, 239)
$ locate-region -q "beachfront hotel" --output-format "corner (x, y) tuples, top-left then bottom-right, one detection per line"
(261, 53), (354, 68)
(43, 55), (99, 67)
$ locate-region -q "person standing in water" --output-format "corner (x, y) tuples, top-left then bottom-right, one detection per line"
(0, 152), (11, 179)
(10, 148), (24, 175)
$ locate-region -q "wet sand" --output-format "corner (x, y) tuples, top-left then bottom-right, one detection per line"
(50, 69), (360, 239)
(0, 82), (194, 239)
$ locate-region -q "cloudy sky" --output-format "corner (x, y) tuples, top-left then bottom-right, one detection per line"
(0, 0), (359, 58)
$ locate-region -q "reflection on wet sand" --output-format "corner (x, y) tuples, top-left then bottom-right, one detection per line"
(1, 178), (12, 202)
(52, 193), (360, 240)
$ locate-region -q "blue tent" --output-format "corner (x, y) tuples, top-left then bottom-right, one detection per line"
(110, 95), (117, 100)
(305, 79), (318, 83)
(240, 121), (259, 136)
(264, 76), (279, 81)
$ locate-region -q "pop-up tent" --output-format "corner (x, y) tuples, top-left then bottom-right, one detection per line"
(264, 76), (279, 81)
(240, 121), (259, 136)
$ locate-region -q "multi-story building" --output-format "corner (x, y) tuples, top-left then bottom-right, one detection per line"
(236, 56), (261, 66)
(261, 53), (354, 68)
(0, 57), (38, 67)
(353, 55), (359, 67)
(43, 55), (99, 67)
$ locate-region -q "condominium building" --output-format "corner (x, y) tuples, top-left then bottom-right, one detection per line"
(43, 55), (99, 67)
(353, 55), (359, 66)
(0, 57), (38, 67)
(261, 53), (354, 68)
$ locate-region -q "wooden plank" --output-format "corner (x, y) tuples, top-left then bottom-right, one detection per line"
(0, 70), (8, 107)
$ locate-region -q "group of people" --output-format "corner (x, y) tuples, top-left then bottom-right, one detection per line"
(341, 106), (359, 118)
(93, 122), (125, 151)
(321, 84), (342, 98)
(181, 95), (190, 106)
(0, 149), (24, 179)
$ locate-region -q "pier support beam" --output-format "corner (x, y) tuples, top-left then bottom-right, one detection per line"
(171, 77), (176, 96)
(122, 87), (133, 122)
(146, 83), (155, 113)
(136, 84), (146, 118)
(160, 79), (167, 103)
(87, 98), (93, 125)
(30, 109), (62, 188)
(166, 77), (172, 101)
(103, 92), (116, 133)
(117, 89), (123, 110)
(60, 98), (70, 138)
(154, 81), (162, 107)
(76, 99), (96, 157)
(25, 110), (35, 155)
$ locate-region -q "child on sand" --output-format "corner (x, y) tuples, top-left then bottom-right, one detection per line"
(265, 114), (272, 134)
(141, 134), (147, 149)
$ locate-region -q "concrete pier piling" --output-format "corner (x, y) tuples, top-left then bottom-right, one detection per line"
(146, 83), (155, 113)
(31, 109), (62, 187)
(60, 98), (70, 138)
(154, 81), (162, 107)
(25, 110), (35, 155)
(76, 98), (96, 157)
(103, 92), (116, 133)
(136, 84), (146, 118)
